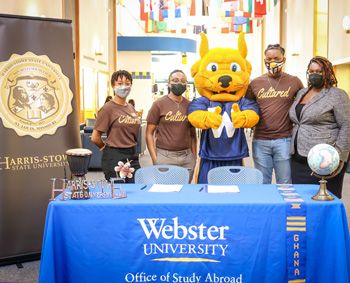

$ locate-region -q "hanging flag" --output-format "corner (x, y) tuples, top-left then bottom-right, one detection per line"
(158, 9), (164, 21)
(225, 10), (235, 17)
(140, 0), (149, 21)
(156, 21), (167, 31)
(193, 25), (207, 34)
(254, 0), (267, 17)
(174, 0), (191, 4)
(233, 15), (246, 25)
(161, 9), (169, 18)
(151, 0), (160, 20)
(161, 0), (168, 9)
(246, 18), (253, 33)
(248, 0), (253, 13)
(223, 1), (240, 11)
(144, 0), (151, 12)
(190, 0), (196, 15)
(175, 8), (181, 17)
(243, 11), (252, 17)
(221, 26), (230, 33)
(274, 0), (278, 5)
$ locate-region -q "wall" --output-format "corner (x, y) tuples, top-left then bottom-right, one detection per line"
(328, 0), (350, 95)
(117, 51), (153, 116)
(0, 0), (62, 18)
(284, 0), (314, 85)
(328, 0), (350, 62)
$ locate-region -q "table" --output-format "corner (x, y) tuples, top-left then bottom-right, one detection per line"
(38, 184), (350, 283)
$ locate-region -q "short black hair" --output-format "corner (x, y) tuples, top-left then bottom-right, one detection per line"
(110, 70), (133, 86)
(264, 44), (285, 56)
(168, 69), (186, 82)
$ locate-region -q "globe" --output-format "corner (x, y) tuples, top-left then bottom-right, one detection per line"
(307, 144), (340, 176)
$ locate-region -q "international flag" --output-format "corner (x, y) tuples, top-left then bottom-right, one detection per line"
(254, 0), (266, 17)
(156, 21), (167, 31)
(190, 0), (196, 15)
(246, 18), (253, 33)
(225, 10), (235, 17)
(233, 15), (246, 25)
(221, 26), (230, 33)
(193, 25), (207, 34)
(161, 0), (168, 9)
(140, 0), (148, 21)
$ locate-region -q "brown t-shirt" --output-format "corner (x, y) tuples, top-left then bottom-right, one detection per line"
(94, 101), (140, 148)
(147, 95), (192, 151)
(245, 73), (303, 139)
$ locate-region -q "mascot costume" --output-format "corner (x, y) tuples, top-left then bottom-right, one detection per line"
(188, 32), (260, 183)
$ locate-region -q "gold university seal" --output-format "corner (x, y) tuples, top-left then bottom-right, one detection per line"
(0, 52), (73, 138)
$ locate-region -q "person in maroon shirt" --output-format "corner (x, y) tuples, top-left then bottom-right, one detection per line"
(91, 70), (141, 182)
(146, 70), (197, 182)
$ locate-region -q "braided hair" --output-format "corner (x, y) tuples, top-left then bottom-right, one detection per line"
(307, 56), (337, 88)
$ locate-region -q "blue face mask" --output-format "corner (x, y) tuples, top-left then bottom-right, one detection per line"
(114, 86), (131, 98)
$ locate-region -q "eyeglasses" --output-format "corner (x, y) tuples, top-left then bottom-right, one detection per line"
(170, 78), (187, 84)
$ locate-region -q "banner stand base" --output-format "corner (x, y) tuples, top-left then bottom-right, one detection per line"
(0, 252), (41, 267)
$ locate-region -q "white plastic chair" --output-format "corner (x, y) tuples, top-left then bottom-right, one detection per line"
(207, 166), (263, 184)
(135, 165), (190, 184)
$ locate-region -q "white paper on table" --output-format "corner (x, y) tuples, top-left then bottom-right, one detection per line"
(207, 185), (240, 193)
(148, 184), (183, 193)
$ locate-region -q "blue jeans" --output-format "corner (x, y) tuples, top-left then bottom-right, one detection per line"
(252, 138), (292, 184)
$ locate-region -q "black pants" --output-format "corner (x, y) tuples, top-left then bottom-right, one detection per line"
(291, 150), (348, 199)
(101, 146), (140, 183)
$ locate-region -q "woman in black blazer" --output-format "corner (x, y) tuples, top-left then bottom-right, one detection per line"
(289, 56), (350, 198)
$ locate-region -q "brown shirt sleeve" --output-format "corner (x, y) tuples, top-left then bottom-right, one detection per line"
(245, 84), (256, 101)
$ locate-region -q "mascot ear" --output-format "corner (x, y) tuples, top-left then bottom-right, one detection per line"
(199, 32), (209, 58)
(238, 32), (248, 59)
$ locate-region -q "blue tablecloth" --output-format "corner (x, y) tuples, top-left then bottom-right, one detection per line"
(38, 184), (350, 283)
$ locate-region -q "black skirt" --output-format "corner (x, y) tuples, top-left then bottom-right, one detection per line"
(101, 146), (140, 183)
(291, 149), (348, 199)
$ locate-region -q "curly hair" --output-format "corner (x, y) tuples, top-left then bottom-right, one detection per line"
(110, 70), (133, 86)
(307, 56), (337, 88)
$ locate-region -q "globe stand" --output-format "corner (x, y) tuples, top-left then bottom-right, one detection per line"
(310, 143), (344, 201)
(311, 177), (334, 201)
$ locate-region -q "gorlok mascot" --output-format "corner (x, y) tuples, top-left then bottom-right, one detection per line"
(188, 32), (260, 183)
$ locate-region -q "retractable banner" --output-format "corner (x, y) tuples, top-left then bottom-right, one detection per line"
(0, 14), (80, 264)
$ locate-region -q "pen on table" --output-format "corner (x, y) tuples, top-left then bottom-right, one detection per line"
(140, 185), (147, 190)
(199, 186), (204, 192)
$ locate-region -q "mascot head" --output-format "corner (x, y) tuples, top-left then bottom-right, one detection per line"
(191, 32), (252, 102)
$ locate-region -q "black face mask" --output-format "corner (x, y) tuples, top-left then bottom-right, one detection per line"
(308, 73), (324, 88)
(170, 84), (186, 96)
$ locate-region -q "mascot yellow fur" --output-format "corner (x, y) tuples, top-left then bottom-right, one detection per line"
(188, 32), (260, 183)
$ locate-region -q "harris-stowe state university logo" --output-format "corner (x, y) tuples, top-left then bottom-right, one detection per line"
(0, 52), (73, 138)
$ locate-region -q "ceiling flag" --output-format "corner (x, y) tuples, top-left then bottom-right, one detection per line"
(140, 0), (148, 21)
(254, 0), (266, 17)
(233, 15), (246, 25)
(190, 0), (196, 15)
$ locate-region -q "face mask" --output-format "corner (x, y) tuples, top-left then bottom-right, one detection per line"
(308, 73), (324, 88)
(114, 85), (131, 98)
(170, 84), (186, 96)
(265, 60), (284, 74)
